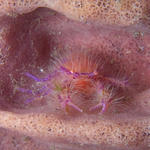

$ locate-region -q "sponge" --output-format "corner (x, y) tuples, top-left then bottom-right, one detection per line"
(0, 0), (150, 25)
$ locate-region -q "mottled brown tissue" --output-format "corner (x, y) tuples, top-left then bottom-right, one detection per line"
(0, 0), (150, 150)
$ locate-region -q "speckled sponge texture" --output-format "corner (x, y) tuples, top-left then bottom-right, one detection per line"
(0, 0), (150, 25)
(0, 0), (47, 16)
(48, 0), (150, 25)
(0, 1), (150, 150)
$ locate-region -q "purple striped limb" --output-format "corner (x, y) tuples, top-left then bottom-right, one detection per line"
(18, 87), (35, 104)
(89, 99), (107, 113)
(41, 88), (52, 97)
(101, 101), (107, 113)
(80, 72), (96, 77)
(24, 97), (35, 104)
(19, 72), (54, 105)
(89, 103), (102, 111)
(18, 88), (33, 94)
(60, 66), (96, 78)
(35, 85), (47, 95)
(66, 100), (83, 112)
(58, 95), (83, 113)
(23, 85), (51, 104)
(25, 72), (56, 82)
(38, 85), (52, 97)
(25, 72), (41, 81)
(60, 66), (73, 75)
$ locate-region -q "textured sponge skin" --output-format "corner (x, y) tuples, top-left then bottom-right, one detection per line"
(0, 0), (47, 15)
(52, 0), (150, 25)
(0, 0), (150, 25)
